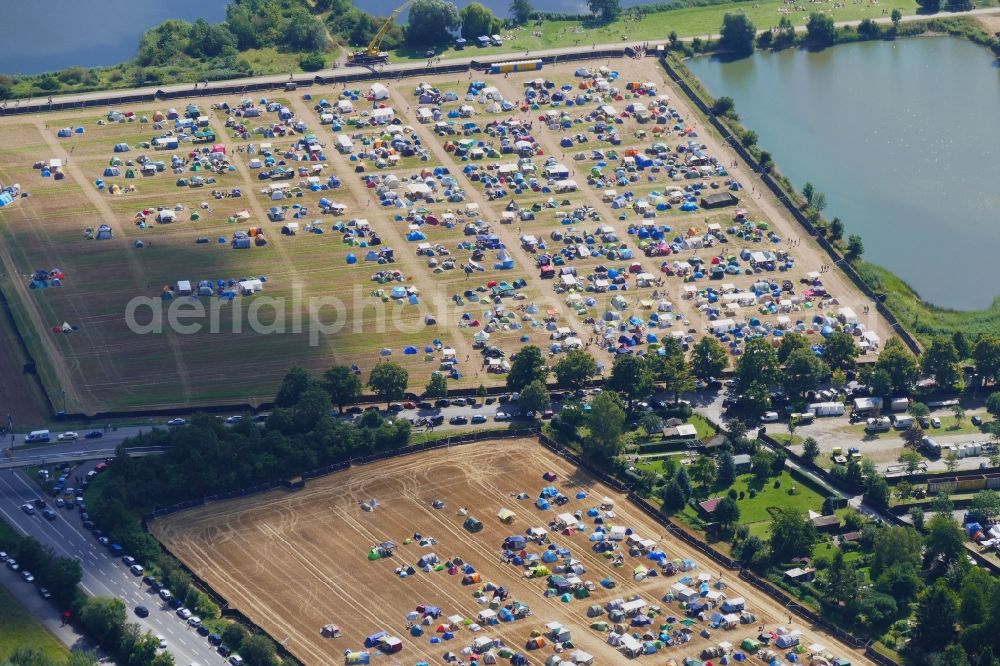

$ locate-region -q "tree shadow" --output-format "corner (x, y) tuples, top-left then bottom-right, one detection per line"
(709, 51), (755, 64)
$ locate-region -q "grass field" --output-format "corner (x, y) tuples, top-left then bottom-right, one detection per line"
(856, 261), (1000, 343)
(0, 59), (887, 413)
(681, 470), (828, 537)
(152, 438), (876, 666)
(0, 585), (69, 663)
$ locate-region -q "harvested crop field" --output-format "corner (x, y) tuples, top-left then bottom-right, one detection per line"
(153, 438), (874, 666)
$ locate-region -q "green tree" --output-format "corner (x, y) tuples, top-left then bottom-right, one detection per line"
(946, 450), (960, 472)
(424, 372), (448, 399)
(777, 332), (810, 364)
(735, 534), (765, 565)
(406, 0), (460, 45)
(507, 345), (548, 392)
(959, 566), (996, 626)
(802, 182), (815, 205)
(802, 437), (820, 463)
(691, 336), (728, 381)
(659, 479), (688, 511)
(710, 96), (736, 117)
(859, 591), (898, 629)
(946, 0), (972, 10)
(553, 349), (596, 391)
(221, 623), (248, 651)
(587, 0), (621, 21)
(783, 347), (830, 400)
(890, 8), (903, 26)
(66, 652), (101, 666)
(718, 13), (756, 56)
(899, 449), (924, 475)
(812, 192), (827, 212)
(735, 337), (779, 394)
(769, 508), (818, 561)
(986, 392), (1000, 419)
(239, 634), (277, 666)
(368, 363), (408, 406)
(954, 403), (967, 427)
(875, 561), (922, 605)
(323, 366), (362, 413)
(829, 217), (845, 241)
(969, 490), (1000, 524)
(714, 496), (741, 528)
(925, 514), (966, 567)
(79, 597), (127, 646)
(460, 2), (501, 40)
(923, 337), (963, 391)
(607, 354), (654, 414)
(283, 7), (328, 51)
(823, 331), (859, 371)
(519, 379), (550, 416)
(583, 391), (625, 464)
(875, 338), (920, 395)
(751, 451), (774, 480)
(741, 129), (758, 148)
(910, 506), (926, 531)
(909, 401), (931, 419)
(275, 366), (314, 408)
(689, 456), (717, 488)
(510, 0), (533, 23)
(974, 336), (1000, 387)
(914, 580), (959, 652)
(806, 12), (837, 46)
(824, 549), (861, 614)
(845, 234), (865, 261)
(299, 52), (325, 72)
(864, 473), (891, 510)
(717, 450), (736, 487)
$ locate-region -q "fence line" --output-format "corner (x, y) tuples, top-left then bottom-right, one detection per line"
(658, 55), (921, 356)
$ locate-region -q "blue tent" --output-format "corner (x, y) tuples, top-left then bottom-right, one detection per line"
(346, 253), (357, 264)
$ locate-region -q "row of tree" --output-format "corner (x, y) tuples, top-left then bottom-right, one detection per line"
(0, 531), (82, 610)
(1, 649), (98, 666)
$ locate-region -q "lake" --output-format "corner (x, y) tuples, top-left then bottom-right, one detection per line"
(2, 0), (667, 76)
(688, 37), (1000, 310)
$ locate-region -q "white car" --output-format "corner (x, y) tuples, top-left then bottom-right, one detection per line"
(760, 411), (780, 423)
(157, 635), (167, 649)
(158, 589), (172, 601)
(57, 431), (78, 441)
(22, 571), (35, 583)
(225, 415), (243, 424)
(167, 418), (187, 427)
(130, 564), (144, 576)
(177, 607), (192, 620)
(494, 411), (510, 422)
(188, 616), (202, 627)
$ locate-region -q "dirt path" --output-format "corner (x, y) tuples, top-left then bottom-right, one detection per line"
(32, 119), (195, 408)
(387, 86), (611, 371)
(288, 92), (480, 372)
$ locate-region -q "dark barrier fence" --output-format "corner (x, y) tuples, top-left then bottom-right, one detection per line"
(658, 55), (922, 357)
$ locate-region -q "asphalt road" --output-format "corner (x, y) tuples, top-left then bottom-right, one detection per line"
(0, 465), (223, 666)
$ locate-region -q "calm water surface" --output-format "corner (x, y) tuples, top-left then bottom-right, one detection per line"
(689, 37), (1000, 310)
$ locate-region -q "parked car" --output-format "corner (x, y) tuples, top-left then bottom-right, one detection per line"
(42, 509), (57, 521)
(494, 411), (510, 422)
(931, 417), (942, 428)
(157, 635), (167, 649)
(21, 571), (34, 583)
(135, 606), (150, 618)
(38, 587), (52, 600)
(167, 418), (187, 427)
(21, 504), (34, 515)
(158, 589), (172, 601)
(760, 411), (780, 423)
(84, 430), (104, 439)
(177, 607), (192, 620)
(57, 432), (78, 441)
(471, 414), (487, 424)
(225, 415), (243, 424)
(449, 415), (469, 425)
(130, 564), (144, 576)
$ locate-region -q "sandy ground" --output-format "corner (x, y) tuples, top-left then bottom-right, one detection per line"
(153, 438), (875, 666)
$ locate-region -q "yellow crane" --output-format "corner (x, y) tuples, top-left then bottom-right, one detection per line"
(348, 0), (410, 66)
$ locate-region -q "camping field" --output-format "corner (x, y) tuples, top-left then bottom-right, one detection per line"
(152, 438), (876, 666)
(0, 58), (890, 413)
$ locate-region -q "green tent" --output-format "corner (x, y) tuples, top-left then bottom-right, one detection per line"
(463, 516), (483, 533)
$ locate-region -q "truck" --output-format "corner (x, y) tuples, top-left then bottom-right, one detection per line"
(25, 430), (50, 443)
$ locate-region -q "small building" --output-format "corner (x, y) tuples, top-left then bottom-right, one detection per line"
(811, 514), (841, 534)
(663, 423), (698, 442)
(732, 454), (752, 472)
(784, 567), (816, 583)
(701, 192), (739, 209)
(697, 497), (723, 517)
